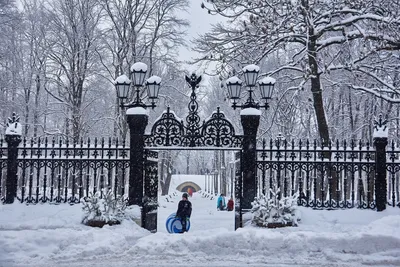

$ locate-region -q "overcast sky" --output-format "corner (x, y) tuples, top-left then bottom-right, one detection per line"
(178, 1), (223, 74)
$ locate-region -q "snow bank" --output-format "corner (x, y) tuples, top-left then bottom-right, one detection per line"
(1, 194), (400, 267)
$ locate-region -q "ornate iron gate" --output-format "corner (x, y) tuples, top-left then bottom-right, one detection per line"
(141, 73), (243, 232)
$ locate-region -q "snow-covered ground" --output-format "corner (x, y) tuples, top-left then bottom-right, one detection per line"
(1, 191), (400, 267)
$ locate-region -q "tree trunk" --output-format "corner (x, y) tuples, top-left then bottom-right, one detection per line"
(186, 152), (189, 174)
(348, 89), (355, 140)
(307, 29), (334, 199)
(160, 152), (174, 195)
(24, 98), (29, 136)
(308, 42), (330, 143)
(221, 150), (227, 195)
(33, 74), (40, 138)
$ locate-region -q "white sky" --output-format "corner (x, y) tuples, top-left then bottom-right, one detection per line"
(178, 0), (223, 74)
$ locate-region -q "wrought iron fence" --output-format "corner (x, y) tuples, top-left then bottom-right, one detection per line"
(256, 139), (400, 209)
(0, 137), (130, 204)
(2, 134), (400, 209)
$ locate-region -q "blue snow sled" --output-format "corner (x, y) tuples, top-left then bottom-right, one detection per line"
(165, 213), (191, 233)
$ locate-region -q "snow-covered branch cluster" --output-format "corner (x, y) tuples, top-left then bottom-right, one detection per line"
(251, 188), (300, 227)
(81, 189), (127, 226)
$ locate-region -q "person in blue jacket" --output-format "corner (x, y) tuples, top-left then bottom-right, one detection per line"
(176, 193), (192, 233)
(217, 194), (226, 210)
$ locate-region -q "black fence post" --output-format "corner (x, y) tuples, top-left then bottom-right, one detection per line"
(127, 109), (148, 206)
(240, 111), (260, 210)
(373, 115), (388, 212)
(4, 113), (22, 204)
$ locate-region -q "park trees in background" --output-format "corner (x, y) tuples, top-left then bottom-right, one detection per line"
(197, 0), (400, 142)
(0, 0), (21, 130)
(0, 0), (190, 142)
(99, 0), (189, 140)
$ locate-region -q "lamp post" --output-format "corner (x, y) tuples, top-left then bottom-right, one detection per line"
(115, 62), (161, 206)
(225, 64), (276, 210)
(115, 62), (161, 109)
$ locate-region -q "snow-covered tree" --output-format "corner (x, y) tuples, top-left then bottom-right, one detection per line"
(98, 0), (190, 140)
(198, 0), (400, 142)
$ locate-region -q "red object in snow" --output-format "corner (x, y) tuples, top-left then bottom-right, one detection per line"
(227, 199), (234, 211)
(188, 188), (193, 197)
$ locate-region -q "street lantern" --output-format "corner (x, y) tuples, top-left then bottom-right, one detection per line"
(225, 64), (276, 110)
(258, 76), (276, 100)
(131, 62), (147, 86)
(225, 76), (242, 99)
(115, 62), (161, 109)
(146, 75), (162, 99)
(115, 74), (131, 100)
(242, 64), (260, 87)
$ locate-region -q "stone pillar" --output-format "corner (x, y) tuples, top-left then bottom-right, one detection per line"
(374, 137), (387, 211)
(240, 108), (261, 210)
(126, 108), (148, 206)
(373, 115), (388, 212)
(5, 113), (22, 204)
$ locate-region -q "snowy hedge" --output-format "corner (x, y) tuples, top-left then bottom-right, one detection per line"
(251, 189), (300, 228)
(81, 189), (127, 227)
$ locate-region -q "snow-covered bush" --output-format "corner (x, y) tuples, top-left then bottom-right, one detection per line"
(81, 189), (127, 227)
(251, 188), (300, 228)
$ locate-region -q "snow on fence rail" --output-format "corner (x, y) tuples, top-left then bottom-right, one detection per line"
(256, 139), (400, 209)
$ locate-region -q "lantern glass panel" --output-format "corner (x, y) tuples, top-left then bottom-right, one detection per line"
(146, 82), (160, 99)
(227, 82), (242, 99)
(259, 83), (274, 99)
(243, 70), (259, 86)
(132, 70), (147, 86)
(116, 83), (130, 99)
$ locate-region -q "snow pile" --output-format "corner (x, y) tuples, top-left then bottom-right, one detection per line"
(5, 113), (22, 136)
(373, 114), (388, 138)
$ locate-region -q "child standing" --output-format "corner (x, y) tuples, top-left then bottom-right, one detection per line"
(176, 193), (192, 233)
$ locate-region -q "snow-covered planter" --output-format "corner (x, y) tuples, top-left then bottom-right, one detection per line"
(251, 188), (300, 228)
(81, 189), (127, 228)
